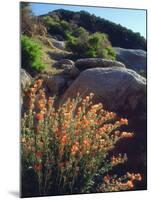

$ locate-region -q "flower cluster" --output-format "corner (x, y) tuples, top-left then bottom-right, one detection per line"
(99, 172), (142, 192)
(21, 80), (141, 196)
(111, 154), (128, 166)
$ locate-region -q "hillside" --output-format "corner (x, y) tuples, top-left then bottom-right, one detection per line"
(40, 9), (146, 50)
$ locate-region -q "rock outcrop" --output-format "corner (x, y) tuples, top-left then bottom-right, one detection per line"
(21, 68), (32, 91)
(62, 67), (147, 178)
(114, 47), (147, 76)
(45, 75), (66, 95)
(63, 65), (80, 78)
(62, 67), (146, 117)
(75, 58), (125, 71)
(55, 59), (75, 69)
(50, 38), (66, 50)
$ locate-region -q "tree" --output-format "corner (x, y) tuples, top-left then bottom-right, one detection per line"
(51, 9), (146, 50)
(20, 2), (33, 35)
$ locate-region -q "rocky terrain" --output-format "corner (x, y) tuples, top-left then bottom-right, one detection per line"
(114, 47), (147, 77)
(21, 4), (147, 196)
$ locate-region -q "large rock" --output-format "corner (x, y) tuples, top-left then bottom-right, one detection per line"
(55, 59), (75, 69)
(21, 69), (32, 113)
(21, 68), (32, 91)
(75, 58), (125, 71)
(114, 47), (147, 76)
(62, 67), (146, 117)
(62, 67), (147, 186)
(45, 75), (66, 94)
(50, 38), (66, 50)
(63, 65), (80, 78)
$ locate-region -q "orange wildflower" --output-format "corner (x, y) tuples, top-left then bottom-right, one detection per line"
(62, 123), (68, 129)
(33, 83), (38, 89)
(121, 132), (133, 138)
(103, 175), (110, 183)
(61, 135), (67, 145)
(135, 173), (142, 181)
(30, 87), (36, 93)
(35, 151), (43, 158)
(120, 118), (128, 125)
(111, 154), (127, 166)
(34, 163), (42, 172)
(36, 112), (44, 120)
(71, 143), (79, 155)
(127, 172), (142, 181)
(75, 141), (79, 146)
(126, 180), (134, 189)
(83, 139), (90, 148)
(39, 103), (45, 110)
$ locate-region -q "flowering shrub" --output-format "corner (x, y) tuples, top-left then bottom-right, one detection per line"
(99, 172), (142, 192)
(21, 79), (142, 196)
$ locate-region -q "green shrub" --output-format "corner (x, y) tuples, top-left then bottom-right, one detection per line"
(72, 26), (88, 37)
(66, 31), (116, 60)
(21, 35), (45, 72)
(66, 29), (89, 56)
(43, 16), (70, 39)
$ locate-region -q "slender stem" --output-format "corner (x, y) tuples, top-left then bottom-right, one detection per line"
(43, 172), (48, 195)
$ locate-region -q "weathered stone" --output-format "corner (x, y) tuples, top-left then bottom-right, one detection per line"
(45, 75), (66, 94)
(67, 80), (74, 87)
(21, 68), (32, 91)
(63, 65), (80, 78)
(75, 58), (125, 71)
(62, 67), (146, 117)
(114, 47), (147, 76)
(55, 59), (75, 69)
(69, 67), (80, 78)
(50, 38), (66, 50)
(62, 67), (147, 176)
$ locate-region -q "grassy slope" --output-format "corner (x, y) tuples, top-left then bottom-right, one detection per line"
(31, 35), (71, 75)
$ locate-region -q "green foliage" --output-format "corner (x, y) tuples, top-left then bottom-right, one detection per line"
(43, 16), (58, 25)
(43, 16), (70, 39)
(21, 35), (45, 72)
(66, 31), (116, 60)
(50, 9), (146, 50)
(72, 26), (88, 37)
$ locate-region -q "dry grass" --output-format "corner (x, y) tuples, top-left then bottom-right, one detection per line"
(31, 35), (71, 75)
